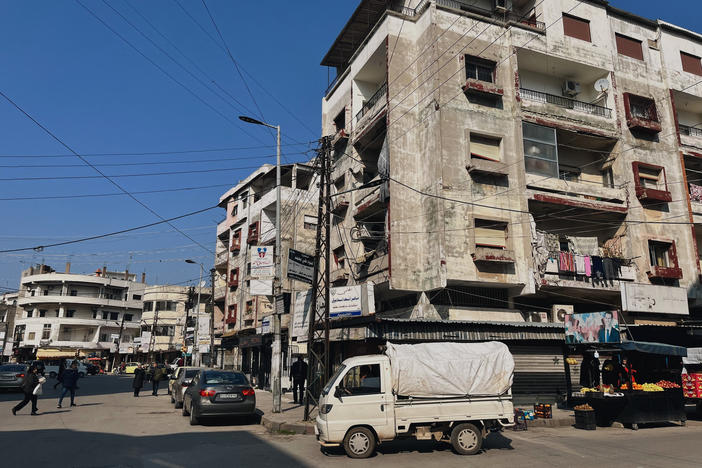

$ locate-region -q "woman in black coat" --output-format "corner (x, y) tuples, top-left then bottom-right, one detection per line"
(132, 365), (146, 397)
(13, 365), (40, 415)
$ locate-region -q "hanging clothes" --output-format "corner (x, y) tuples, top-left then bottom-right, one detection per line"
(569, 236), (599, 256)
(575, 255), (586, 275)
(579, 355), (601, 388)
(691, 183), (702, 203)
(591, 256), (605, 280)
(559, 251), (575, 273)
(584, 255), (592, 277)
(545, 257), (559, 273)
(603, 258), (615, 280)
(544, 233), (560, 252)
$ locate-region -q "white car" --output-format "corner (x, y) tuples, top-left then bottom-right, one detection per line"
(46, 359), (89, 378)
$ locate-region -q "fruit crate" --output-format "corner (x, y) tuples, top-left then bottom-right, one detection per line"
(534, 403), (552, 419)
(574, 409), (596, 430)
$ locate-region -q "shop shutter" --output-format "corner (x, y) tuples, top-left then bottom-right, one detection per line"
(510, 345), (579, 395)
(616, 34), (643, 61)
(470, 135), (501, 161)
(681, 51), (702, 76)
(474, 220), (506, 248)
(562, 14), (591, 42)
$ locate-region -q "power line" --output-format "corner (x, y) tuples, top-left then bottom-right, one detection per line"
(0, 182), (236, 201)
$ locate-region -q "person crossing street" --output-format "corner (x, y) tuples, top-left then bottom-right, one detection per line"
(57, 361), (80, 408)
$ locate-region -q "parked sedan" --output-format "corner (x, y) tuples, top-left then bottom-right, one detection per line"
(182, 370), (256, 425)
(123, 362), (141, 374)
(170, 366), (203, 409)
(0, 364), (27, 391)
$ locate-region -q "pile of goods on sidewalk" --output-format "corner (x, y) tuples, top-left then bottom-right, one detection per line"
(574, 403), (593, 411)
(533, 403), (552, 419)
(655, 380), (680, 389)
(682, 373), (702, 398)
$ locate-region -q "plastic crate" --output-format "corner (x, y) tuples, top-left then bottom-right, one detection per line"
(534, 403), (553, 419)
(574, 409), (596, 430)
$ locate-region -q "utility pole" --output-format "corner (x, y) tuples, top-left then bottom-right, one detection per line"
(209, 268), (216, 368)
(184, 287), (194, 365)
(111, 312), (126, 372)
(304, 136), (332, 421)
(194, 268), (202, 367)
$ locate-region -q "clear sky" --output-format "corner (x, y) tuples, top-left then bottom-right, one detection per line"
(0, 0), (699, 290)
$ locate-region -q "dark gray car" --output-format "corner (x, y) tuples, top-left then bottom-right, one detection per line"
(170, 367), (203, 409)
(0, 364), (27, 391)
(182, 370), (256, 425)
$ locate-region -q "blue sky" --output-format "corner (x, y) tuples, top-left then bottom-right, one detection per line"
(0, 1), (698, 290)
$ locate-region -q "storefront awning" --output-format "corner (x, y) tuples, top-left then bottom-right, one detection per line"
(36, 349), (87, 359)
(619, 341), (687, 356)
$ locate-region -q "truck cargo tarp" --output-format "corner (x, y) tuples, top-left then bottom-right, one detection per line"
(385, 341), (514, 398)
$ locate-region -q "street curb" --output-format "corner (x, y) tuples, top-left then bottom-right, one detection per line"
(260, 415), (315, 435)
(527, 415), (575, 428)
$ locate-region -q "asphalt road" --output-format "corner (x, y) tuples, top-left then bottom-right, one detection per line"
(2, 375), (702, 467)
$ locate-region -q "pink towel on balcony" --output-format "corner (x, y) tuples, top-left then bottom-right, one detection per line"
(584, 255), (592, 277)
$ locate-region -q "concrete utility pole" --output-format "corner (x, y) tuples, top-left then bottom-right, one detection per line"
(111, 312), (126, 371)
(239, 115), (283, 414)
(189, 261), (204, 367)
(209, 268), (216, 368)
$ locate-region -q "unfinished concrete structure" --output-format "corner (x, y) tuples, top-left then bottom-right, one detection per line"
(215, 163), (318, 387)
(320, 0), (702, 393)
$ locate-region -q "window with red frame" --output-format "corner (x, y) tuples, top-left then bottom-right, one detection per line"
(626, 94), (658, 121)
(226, 304), (237, 324)
(231, 229), (242, 251)
(647, 240), (682, 279)
(245, 300), (254, 315)
(248, 222), (259, 242)
(632, 162), (671, 202)
(229, 268), (239, 286)
(681, 51), (702, 76)
(562, 14), (591, 42)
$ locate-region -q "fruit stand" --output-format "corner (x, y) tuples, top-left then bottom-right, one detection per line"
(682, 348), (702, 413)
(566, 341), (686, 430)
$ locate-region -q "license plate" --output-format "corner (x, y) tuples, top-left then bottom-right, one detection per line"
(0, 376), (13, 380)
(217, 393), (241, 401)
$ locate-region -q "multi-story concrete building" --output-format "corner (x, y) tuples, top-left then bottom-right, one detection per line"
(215, 162), (318, 386)
(1, 291), (20, 361)
(140, 285), (214, 365)
(13, 264), (146, 362)
(320, 0), (702, 393)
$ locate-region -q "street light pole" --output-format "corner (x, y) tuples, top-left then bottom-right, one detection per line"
(239, 115), (283, 413)
(186, 260), (203, 367)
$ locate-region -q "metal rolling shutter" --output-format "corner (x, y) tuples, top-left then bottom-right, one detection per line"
(510, 345), (579, 395)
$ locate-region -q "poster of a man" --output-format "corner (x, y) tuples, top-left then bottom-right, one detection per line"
(564, 311), (621, 344)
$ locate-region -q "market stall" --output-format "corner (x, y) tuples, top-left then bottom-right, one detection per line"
(682, 347), (702, 413)
(564, 313), (686, 430)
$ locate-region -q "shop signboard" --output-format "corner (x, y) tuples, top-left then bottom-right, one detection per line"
(621, 283), (689, 315)
(292, 289), (313, 342)
(565, 311), (620, 344)
(140, 332), (151, 352)
(261, 316), (272, 334)
(250, 246), (274, 278)
(329, 284), (375, 319)
(287, 248), (315, 284)
(250, 279), (273, 296)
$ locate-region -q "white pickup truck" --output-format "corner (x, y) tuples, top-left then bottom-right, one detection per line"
(315, 341), (515, 458)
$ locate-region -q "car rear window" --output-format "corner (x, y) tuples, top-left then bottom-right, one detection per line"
(203, 371), (248, 385)
(0, 365), (25, 372)
(185, 369), (200, 378)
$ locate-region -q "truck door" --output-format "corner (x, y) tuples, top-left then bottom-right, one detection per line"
(335, 362), (394, 439)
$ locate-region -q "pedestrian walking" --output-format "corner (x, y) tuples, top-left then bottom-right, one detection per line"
(290, 356), (308, 404)
(132, 364), (146, 397)
(53, 360), (66, 390)
(12, 364), (43, 416)
(152, 364), (166, 396)
(57, 361), (80, 408)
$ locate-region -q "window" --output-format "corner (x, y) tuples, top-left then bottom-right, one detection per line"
(628, 95), (658, 121)
(231, 229), (242, 251)
(42, 324), (51, 340)
(646, 240), (681, 279)
(334, 108), (346, 131)
(39, 310), (47, 318)
(227, 304), (237, 324)
(143, 301), (153, 312)
(27, 310), (33, 318)
(602, 167), (614, 188)
(155, 301), (176, 312)
(470, 134), (501, 161)
(102, 311), (108, 320)
(681, 51), (702, 76)
(70, 290), (78, 296)
(649, 241), (672, 268)
(638, 165), (664, 190)
(99, 333), (108, 342)
(27, 332), (36, 341)
(632, 162), (671, 202)
(132, 294), (142, 301)
(341, 364), (381, 395)
(474, 219), (508, 249)
(65, 309), (75, 318)
(92, 310), (97, 319)
(229, 268), (240, 286)
(304, 215), (318, 230)
(523, 122), (558, 177)
(616, 33), (643, 61)
(232, 204), (238, 217)
(110, 312), (119, 321)
(465, 55), (495, 83)
(248, 221), (260, 243)
(124, 314), (133, 322)
(562, 14), (591, 42)
(241, 192), (248, 209)
(43, 289), (49, 296)
(245, 300), (254, 315)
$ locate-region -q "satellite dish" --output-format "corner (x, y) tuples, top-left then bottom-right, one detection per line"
(594, 78), (610, 93)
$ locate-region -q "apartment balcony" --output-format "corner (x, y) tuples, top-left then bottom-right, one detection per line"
(353, 178), (385, 219)
(520, 88), (612, 118)
(354, 82), (387, 139)
(681, 124), (702, 138)
(674, 90), (702, 148)
(216, 219), (229, 238)
(540, 253), (637, 293)
(647, 266), (683, 280)
(215, 250), (229, 270)
(472, 247), (515, 264)
(526, 174), (627, 215)
(17, 294), (142, 310)
(330, 268), (350, 283)
(214, 285), (227, 301)
(331, 193), (350, 213)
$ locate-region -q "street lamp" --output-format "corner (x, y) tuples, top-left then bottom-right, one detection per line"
(239, 115), (283, 414)
(185, 259), (204, 367)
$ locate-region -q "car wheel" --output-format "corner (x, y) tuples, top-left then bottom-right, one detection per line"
(450, 423), (482, 455)
(189, 406), (199, 426)
(342, 426), (376, 459)
(182, 398), (190, 416)
(49, 372), (57, 379)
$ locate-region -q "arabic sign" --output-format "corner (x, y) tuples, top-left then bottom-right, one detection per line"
(261, 316), (272, 334)
(565, 311), (621, 344)
(250, 279), (273, 296)
(330, 284), (375, 319)
(621, 283), (688, 315)
(287, 249), (315, 284)
(292, 290), (314, 341)
(250, 246), (274, 278)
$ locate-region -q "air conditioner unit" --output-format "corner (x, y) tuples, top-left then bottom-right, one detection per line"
(528, 311), (549, 322)
(562, 80), (580, 97)
(552, 304), (574, 323)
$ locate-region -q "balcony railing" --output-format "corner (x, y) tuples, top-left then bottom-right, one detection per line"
(436, 1), (545, 30)
(215, 251), (228, 266)
(520, 88), (612, 118)
(681, 124), (702, 137)
(356, 82), (388, 122)
(390, 0), (430, 17)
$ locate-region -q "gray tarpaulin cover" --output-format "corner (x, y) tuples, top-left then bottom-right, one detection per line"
(385, 341), (514, 398)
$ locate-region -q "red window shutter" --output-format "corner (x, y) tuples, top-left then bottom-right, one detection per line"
(616, 34), (643, 61)
(563, 14), (591, 42)
(681, 52), (702, 76)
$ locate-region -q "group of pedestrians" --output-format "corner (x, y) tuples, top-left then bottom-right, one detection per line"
(12, 360), (81, 416)
(132, 362), (167, 397)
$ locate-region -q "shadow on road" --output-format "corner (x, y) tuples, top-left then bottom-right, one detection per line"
(0, 428), (309, 468)
(0, 375), (139, 403)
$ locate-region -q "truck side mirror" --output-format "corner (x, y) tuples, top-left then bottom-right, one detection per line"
(334, 387), (343, 399)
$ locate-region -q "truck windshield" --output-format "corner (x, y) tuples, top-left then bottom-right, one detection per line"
(322, 364), (346, 396)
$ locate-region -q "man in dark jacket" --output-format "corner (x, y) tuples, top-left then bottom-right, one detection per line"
(57, 361), (80, 408)
(290, 356), (308, 404)
(53, 360), (66, 390)
(132, 365), (146, 397)
(152, 364), (166, 396)
(13, 364), (40, 415)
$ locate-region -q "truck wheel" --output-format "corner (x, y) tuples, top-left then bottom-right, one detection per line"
(451, 423), (482, 455)
(343, 427), (376, 459)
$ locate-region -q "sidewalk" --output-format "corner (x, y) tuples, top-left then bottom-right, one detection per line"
(255, 390), (316, 435)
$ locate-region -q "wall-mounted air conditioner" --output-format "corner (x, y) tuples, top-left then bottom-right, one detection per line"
(552, 304), (574, 323)
(562, 80), (581, 97)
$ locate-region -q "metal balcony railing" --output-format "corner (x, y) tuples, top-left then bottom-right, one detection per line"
(520, 88), (612, 118)
(680, 124), (702, 137)
(356, 82), (388, 122)
(436, 1), (545, 30)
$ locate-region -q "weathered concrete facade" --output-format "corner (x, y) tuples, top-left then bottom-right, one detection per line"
(321, 0), (702, 334)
